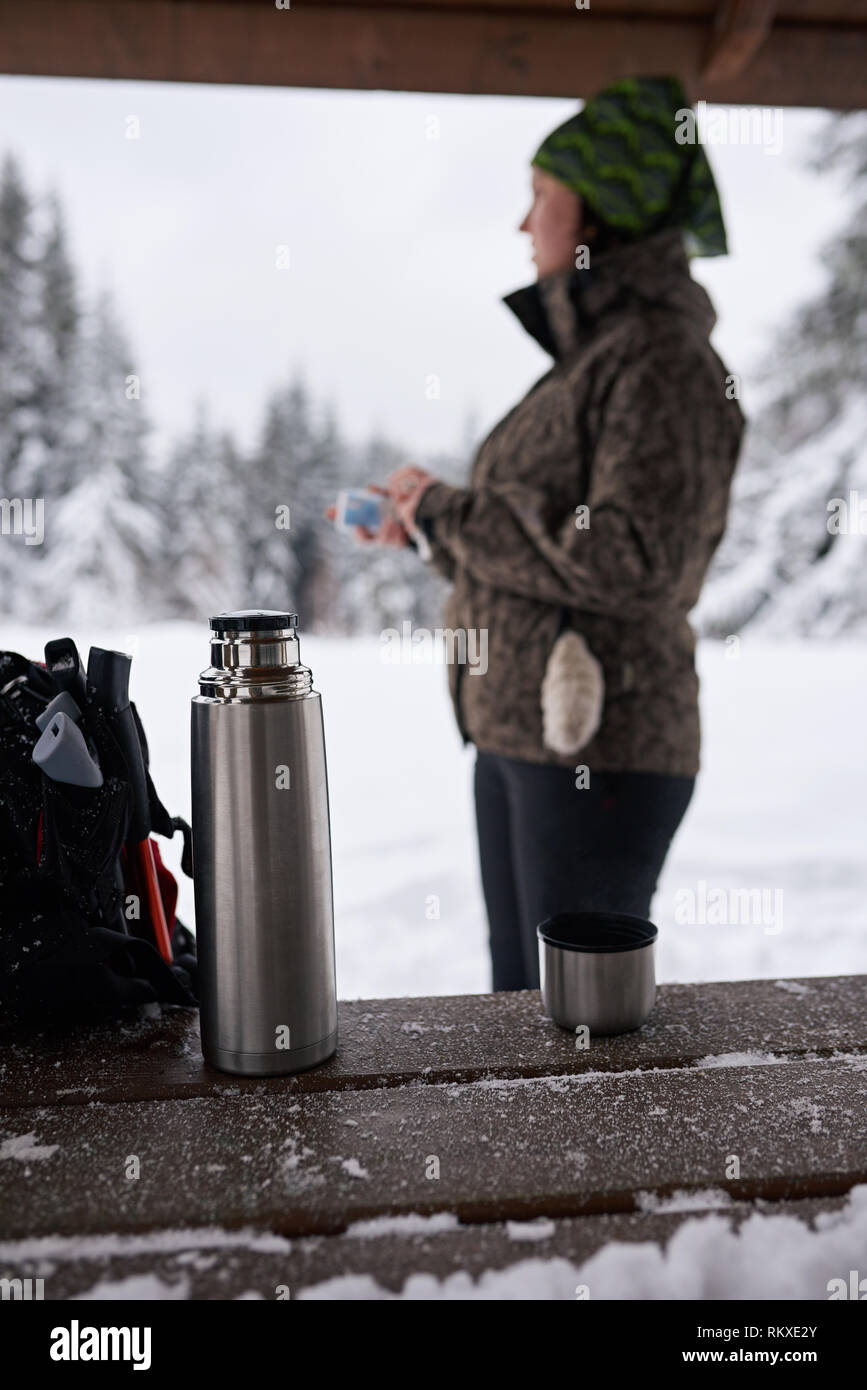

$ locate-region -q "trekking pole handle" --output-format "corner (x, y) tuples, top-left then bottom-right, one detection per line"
(87, 647), (173, 963)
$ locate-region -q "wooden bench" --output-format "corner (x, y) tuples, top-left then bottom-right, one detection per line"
(1, 976), (865, 1298)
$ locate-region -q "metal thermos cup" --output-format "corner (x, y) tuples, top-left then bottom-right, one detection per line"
(537, 911), (658, 1036)
(191, 610), (338, 1076)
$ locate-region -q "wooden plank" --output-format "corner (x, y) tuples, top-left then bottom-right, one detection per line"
(774, 0), (867, 17)
(272, 0), (720, 14)
(32, 0), (867, 26)
(328, 0), (867, 15)
(1, 1056), (863, 1239)
(0, 1194), (851, 1298)
(2, 976), (865, 1108)
(0, 1), (864, 108)
(703, 0), (777, 82)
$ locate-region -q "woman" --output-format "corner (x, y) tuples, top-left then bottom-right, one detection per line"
(370, 76), (744, 990)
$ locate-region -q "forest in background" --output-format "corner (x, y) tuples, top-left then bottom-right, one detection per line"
(0, 152), (460, 634)
(694, 113), (867, 638)
(0, 112), (864, 637)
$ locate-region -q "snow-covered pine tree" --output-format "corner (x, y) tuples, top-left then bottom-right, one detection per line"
(236, 378), (307, 611)
(0, 155), (41, 496)
(25, 194), (80, 503)
(12, 194), (83, 615)
(36, 293), (160, 625)
(238, 375), (349, 622)
(0, 155), (46, 612)
(696, 113), (867, 638)
(157, 406), (245, 619)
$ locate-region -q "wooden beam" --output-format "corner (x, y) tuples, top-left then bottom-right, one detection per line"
(2, 1059), (865, 1239)
(0, 1), (864, 109)
(703, 0), (778, 82)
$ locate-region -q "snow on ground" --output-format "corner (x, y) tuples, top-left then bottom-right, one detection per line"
(3, 622), (866, 996)
(297, 1182), (867, 1300)
(2, 1189), (864, 1301)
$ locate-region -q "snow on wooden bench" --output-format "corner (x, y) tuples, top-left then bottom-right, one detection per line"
(2, 975), (865, 1108)
(0, 976), (865, 1298)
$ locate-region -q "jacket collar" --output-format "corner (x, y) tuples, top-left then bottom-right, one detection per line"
(502, 227), (717, 361)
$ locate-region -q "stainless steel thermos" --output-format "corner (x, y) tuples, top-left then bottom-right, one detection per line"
(191, 611), (338, 1076)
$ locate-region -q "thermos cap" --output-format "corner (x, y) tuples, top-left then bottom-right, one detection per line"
(210, 611), (299, 634)
(199, 612), (311, 702)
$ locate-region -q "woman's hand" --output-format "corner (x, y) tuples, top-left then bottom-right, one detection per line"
(361, 488), (411, 548)
(323, 466), (438, 548)
(384, 466), (438, 532)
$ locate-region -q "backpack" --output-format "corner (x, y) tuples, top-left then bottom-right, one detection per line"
(0, 638), (198, 1022)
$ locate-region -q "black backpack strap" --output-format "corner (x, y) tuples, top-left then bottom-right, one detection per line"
(171, 816), (194, 878)
(130, 700), (193, 879)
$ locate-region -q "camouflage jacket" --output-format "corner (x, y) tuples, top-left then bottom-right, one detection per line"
(415, 228), (745, 776)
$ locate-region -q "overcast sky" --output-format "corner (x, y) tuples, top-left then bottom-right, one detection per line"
(0, 76), (845, 465)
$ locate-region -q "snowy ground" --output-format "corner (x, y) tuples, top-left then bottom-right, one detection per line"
(298, 1183), (867, 1300)
(2, 1181), (866, 1299)
(4, 622), (866, 996)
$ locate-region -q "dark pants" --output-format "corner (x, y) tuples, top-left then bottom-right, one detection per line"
(473, 751), (695, 991)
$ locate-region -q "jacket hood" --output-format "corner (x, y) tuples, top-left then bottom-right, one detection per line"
(502, 227), (717, 361)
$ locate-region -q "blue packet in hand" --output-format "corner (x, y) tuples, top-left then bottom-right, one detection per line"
(334, 488), (388, 532)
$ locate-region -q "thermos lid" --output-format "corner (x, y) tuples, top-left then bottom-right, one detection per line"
(209, 611), (299, 633)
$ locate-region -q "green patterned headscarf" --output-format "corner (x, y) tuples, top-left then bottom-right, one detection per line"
(532, 75), (728, 258)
